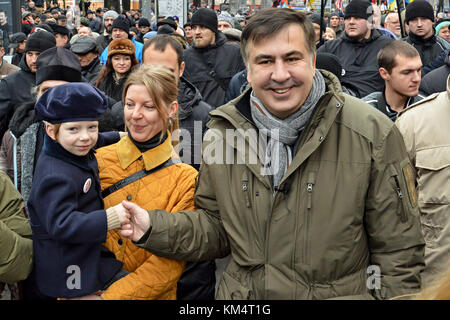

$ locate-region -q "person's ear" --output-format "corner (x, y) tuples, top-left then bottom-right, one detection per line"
(168, 101), (178, 119)
(45, 123), (57, 141)
(379, 67), (390, 81)
(179, 61), (185, 78)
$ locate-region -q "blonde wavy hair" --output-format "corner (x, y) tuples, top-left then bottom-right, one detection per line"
(122, 65), (179, 144)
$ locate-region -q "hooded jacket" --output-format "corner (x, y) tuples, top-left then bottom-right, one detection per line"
(96, 133), (197, 300)
(317, 29), (393, 98)
(182, 31), (245, 108)
(419, 51), (450, 96)
(135, 70), (425, 300)
(0, 55), (36, 144)
(395, 75), (450, 287)
(404, 32), (450, 69)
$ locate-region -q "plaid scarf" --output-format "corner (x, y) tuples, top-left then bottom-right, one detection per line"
(250, 71), (325, 190)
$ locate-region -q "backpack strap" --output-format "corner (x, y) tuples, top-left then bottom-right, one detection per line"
(101, 158), (181, 199)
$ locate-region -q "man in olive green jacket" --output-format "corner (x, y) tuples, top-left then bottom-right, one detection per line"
(120, 9), (425, 300)
(0, 169), (33, 290)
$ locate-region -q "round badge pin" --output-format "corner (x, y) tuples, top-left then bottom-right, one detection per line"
(83, 178), (92, 193)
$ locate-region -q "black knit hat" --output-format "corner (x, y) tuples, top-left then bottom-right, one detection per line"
(138, 18), (150, 27)
(25, 30), (56, 53)
(191, 8), (218, 33)
(35, 83), (108, 123)
(316, 52), (343, 80)
(36, 46), (82, 85)
(405, 0), (434, 24)
(344, 0), (372, 20)
(112, 16), (130, 34)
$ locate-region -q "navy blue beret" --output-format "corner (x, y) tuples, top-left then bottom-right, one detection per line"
(35, 83), (108, 123)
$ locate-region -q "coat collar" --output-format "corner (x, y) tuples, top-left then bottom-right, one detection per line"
(117, 131), (174, 171)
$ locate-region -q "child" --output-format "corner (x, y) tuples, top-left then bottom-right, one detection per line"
(27, 82), (129, 299)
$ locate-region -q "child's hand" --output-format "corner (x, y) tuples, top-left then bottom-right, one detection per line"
(106, 203), (131, 230)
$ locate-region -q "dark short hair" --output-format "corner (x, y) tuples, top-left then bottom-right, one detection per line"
(183, 22), (191, 28)
(142, 34), (183, 67)
(241, 8), (316, 64)
(377, 40), (420, 73)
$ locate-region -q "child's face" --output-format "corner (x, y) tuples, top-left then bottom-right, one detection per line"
(47, 121), (99, 156)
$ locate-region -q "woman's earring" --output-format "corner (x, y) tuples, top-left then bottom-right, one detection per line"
(169, 118), (173, 127)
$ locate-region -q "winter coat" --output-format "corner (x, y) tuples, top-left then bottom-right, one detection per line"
(395, 75), (450, 287)
(317, 29), (394, 98)
(404, 33), (450, 69)
(135, 70), (425, 300)
(419, 51), (450, 96)
(96, 133), (196, 300)
(225, 69), (249, 104)
(362, 90), (424, 121)
(96, 71), (129, 103)
(0, 55), (36, 145)
(82, 57), (103, 85)
(27, 135), (123, 298)
(0, 170), (32, 284)
(182, 31), (245, 108)
(95, 33), (112, 53)
(0, 59), (20, 79)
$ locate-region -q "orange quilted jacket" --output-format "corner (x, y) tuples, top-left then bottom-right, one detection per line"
(96, 134), (197, 300)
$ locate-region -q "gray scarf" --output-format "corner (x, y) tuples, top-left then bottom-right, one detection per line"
(251, 71), (326, 190)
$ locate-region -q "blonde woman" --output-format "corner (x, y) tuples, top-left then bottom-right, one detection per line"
(94, 65), (198, 300)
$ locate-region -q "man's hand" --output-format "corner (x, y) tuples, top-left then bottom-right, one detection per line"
(120, 201), (150, 242)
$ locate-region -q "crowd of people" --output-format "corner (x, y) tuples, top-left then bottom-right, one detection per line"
(0, 0), (449, 301)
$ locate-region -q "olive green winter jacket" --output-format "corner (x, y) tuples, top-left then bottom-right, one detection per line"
(0, 170), (33, 284)
(137, 70), (425, 300)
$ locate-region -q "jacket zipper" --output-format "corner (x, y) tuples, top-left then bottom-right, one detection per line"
(242, 171), (251, 208)
(304, 171), (316, 265)
(393, 175), (408, 223)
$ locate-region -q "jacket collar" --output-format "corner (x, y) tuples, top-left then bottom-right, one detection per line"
(117, 131), (174, 171)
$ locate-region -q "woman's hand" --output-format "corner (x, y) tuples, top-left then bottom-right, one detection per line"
(120, 201), (150, 242)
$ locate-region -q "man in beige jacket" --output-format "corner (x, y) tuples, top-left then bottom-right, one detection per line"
(395, 74), (450, 287)
(0, 39), (19, 79)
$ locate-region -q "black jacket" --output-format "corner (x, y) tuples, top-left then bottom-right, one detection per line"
(404, 32), (450, 68)
(318, 29), (393, 98)
(362, 90), (424, 121)
(0, 55), (36, 145)
(419, 51), (450, 96)
(96, 72), (129, 103)
(182, 32), (245, 108)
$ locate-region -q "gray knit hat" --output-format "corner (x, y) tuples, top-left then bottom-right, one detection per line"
(103, 10), (119, 22)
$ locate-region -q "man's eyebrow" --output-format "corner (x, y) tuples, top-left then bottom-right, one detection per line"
(253, 51), (304, 62)
(254, 54), (274, 62)
(284, 50), (304, 58)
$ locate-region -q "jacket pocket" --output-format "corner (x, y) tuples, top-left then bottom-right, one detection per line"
(216, 271), (251, 300)
(389, 164), (408, 223)
(415, 148), (450, 205)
